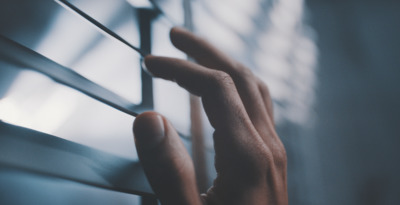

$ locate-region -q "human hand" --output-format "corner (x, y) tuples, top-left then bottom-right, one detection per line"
(133, 27), (288, 205)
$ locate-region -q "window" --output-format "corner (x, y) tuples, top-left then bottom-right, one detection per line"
(0, 0), (318, 204)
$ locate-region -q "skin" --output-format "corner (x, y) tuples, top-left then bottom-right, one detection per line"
(133, 27), (288, 205)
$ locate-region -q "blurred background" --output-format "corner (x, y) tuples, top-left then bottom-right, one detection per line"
(0, 0), (399, 204)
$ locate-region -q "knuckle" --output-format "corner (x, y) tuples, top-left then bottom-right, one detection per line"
(210, 70), (234, 88)
(258, 78), (271, 94)
(240, 66), (255, 79)
(247, 140), (275, 169)
(272, 143), (287, 168)
(232, 63), (255, 82)
(255, 138), (287, 169)
(258, 79), (274, 105)
(259, 147), (275, 166)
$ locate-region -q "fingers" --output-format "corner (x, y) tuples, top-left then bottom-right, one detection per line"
(133, 112), (202, 205)
(143, 56), (253, 134)
(170, 27), (274, 135)
(143, 56), (271, 193)
(170, 27), (237, 74)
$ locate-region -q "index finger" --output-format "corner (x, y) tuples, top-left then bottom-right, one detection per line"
(144, 55), (255, 135)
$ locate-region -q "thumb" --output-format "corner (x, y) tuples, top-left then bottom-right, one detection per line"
(133, 111), (202, 205)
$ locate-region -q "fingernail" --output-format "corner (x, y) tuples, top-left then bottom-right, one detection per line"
(134, 114), (165, 146)
(141, 57), (154, 76)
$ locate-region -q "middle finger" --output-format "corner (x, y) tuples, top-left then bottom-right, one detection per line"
(170, 27), (275, 139)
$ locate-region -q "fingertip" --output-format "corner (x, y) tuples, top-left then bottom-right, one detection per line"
(143, 55), (155, 66)
(143, 55), (162, 76)
(170, 26), (186, 38)
(170, 26), (192, 48)
(133, 111), (166, 147)
(170, 26), (179, 35)
(141, 55), (152, 76)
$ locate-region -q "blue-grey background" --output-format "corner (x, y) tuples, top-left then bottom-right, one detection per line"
(0, 0), (399, 204)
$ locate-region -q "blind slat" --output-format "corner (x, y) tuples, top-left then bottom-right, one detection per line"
(0, 121), (154, 196)
(0, 35), (139, 117)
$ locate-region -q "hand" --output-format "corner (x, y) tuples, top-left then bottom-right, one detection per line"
(133, 27), (288, 205)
